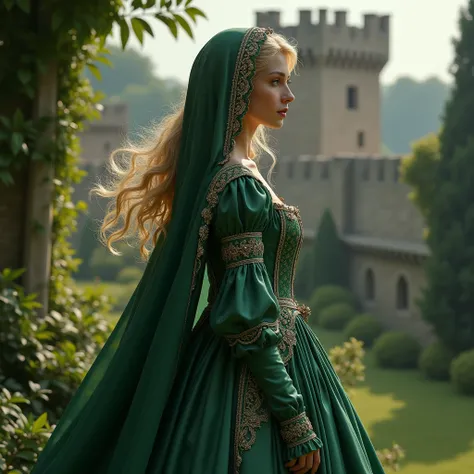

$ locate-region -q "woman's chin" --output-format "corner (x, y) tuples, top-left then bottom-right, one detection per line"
(267, 119), (285, 130)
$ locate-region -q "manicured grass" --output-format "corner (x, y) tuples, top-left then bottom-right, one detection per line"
(312, 325), (474, 474)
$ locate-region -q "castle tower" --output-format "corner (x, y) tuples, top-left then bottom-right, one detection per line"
(256, 9), (390, 156)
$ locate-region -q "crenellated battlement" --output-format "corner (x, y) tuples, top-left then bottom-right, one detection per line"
(256, 8), (390, 70)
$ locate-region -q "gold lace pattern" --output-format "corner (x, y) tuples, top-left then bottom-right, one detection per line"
(221, 232), (264, 269)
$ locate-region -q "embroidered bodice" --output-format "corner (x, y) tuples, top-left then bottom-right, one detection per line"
(193, 165), (320, 473)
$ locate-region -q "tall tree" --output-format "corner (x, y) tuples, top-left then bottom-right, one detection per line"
(382, 76), (450, 154)
(419, 0), (474, 353)
(312, 209), (349, 290)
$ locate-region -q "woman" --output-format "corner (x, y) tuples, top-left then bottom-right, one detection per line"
(32, 27), (386, 474)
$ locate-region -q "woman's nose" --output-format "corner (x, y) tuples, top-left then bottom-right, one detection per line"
(283, 89), (295, 104)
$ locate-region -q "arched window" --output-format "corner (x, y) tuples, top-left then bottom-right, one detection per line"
(365, 268), (375, 301)
(396, 276), (409, 310)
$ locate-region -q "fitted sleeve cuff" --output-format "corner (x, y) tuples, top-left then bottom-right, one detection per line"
(280, 412), (323, 462)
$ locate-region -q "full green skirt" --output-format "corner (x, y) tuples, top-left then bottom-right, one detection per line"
(146, 315), (385, 473)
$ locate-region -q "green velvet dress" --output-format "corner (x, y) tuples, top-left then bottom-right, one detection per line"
(148, 165), (385, 474)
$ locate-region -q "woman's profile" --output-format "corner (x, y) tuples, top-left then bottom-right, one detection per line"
(32, 27), (386, 474)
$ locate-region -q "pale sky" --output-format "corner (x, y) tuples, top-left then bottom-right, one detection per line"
(114, 0), (467, 85)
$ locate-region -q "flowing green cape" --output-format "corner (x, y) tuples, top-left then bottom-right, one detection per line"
(32, 27), (272, 474)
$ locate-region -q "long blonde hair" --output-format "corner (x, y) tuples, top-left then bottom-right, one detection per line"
(93, 32), (298, 260)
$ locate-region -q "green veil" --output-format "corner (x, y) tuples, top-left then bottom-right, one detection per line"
(32, 27), (272, 473)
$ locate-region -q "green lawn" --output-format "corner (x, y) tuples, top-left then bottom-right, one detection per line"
(75, 279), (474, 473)
(313, 325), (474, 474)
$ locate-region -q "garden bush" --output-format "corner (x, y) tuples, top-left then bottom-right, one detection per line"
(0, 269), (112, 422)
(450, 349), (474, 396)
(319, 303), (356, 331)
(419, 341), (454, 381)
(344, 314), (383, 348)
(0, 387), (52, 473)
(116, 266), (143, 284)
(373, 331), (421, 369)
(309, 285), (357, 323)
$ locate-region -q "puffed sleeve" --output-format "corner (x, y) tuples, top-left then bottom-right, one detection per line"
(209, 175), (323, 462)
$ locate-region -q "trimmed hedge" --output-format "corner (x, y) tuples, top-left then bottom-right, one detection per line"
(309, 285), (357, 323)
(451, 349), (474, 396)
(344, 314), (383, 348)
(373, 331), (421, 369)
(319, 303), (356, 331)
(418, 341), (454, 381)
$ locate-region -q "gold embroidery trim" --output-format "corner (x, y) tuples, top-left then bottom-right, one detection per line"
(225, 320), (280, 347)
(220, 27), (273, 164)
(296, 303), (311, 323)
(190, 164), (254, 291)
(234, 366), (269, 472)
(221, 232), (264, 269)
(280, 412), (317, 449)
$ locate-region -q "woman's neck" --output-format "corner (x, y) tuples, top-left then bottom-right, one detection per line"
(231, 119), (257, 161)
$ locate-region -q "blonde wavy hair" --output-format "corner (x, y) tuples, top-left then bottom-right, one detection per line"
(92, 31), (298, 260)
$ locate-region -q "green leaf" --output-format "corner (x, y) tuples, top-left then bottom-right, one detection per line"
(117, 17), (130, 49)
(134, 18), (154, 38)
(0, 116), (11, 127)
(87, 64), (102, 81)
(95, 55), (113, 67)
(131, 18), (144, 44)
(156, 14), (178, 38)
(185, 0), (193, 5)
(18, 69), (32, 85)
(32, 412), (48, 432)
(0, 171), (14, 186)
(4, 0), (14, 10)
(12, 108), (24, 128)
(185, 6), (207, 22)
(173, 13), (193, 39)
(16, 0), (30, 14)
(51, 11), (63, 30)
(16, 451), (36, 461)
(176, 0), (184, 6)
(145, 0), (156, 7)
(11, 133), (24, 155)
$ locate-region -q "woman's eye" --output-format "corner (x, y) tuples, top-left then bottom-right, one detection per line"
(287, 80), (292, 85)
(272, 79), (279, 85)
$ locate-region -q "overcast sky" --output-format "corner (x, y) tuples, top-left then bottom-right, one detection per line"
(113, 0), (467, 85)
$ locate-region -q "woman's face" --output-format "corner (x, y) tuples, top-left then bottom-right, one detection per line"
(245, 52), (295, 130)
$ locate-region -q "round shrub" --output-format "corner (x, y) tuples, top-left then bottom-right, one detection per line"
(373, 331), (421, 369)
(344, 314), (383, 348)
(116, 266), (143, 284)
(309, 285), (357, 323)
(419, 341), (454, 381)
(319, 303), (356, 331)
(451, 349), (474, 396)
